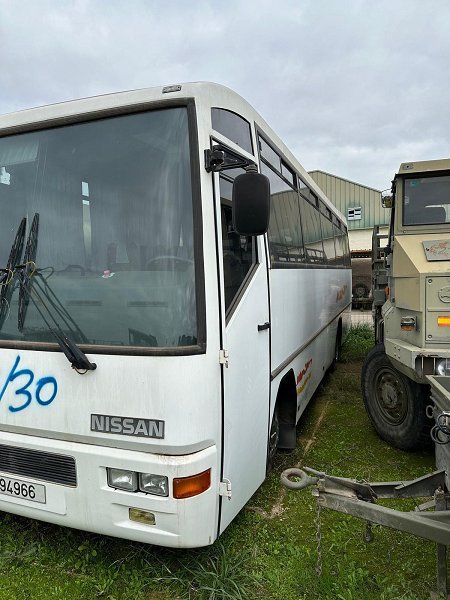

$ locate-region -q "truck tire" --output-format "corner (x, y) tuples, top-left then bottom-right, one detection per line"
(352, 282), (369, 299)
(361, 344), (431, 451)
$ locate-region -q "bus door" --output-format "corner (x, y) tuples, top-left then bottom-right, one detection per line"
(216, 172), (271, 533)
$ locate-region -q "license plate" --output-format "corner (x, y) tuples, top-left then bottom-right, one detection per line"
(0, 474), (46, 504)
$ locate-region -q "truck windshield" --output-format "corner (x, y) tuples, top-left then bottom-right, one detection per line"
(0, 107), (198, 349)
(403, 175), (450, 226)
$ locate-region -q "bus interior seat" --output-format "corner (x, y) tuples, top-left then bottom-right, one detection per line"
(107, 242), (140, 271)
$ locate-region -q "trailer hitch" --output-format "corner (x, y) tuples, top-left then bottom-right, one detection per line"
(281, 467), (378, 501)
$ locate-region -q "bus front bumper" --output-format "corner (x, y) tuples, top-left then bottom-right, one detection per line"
(0, 431), (218, 548)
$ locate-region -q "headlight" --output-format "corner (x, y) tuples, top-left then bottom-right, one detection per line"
(107, 468), (138, 492)
(139, 473), (169, 497)
(435, 359), (450, 376)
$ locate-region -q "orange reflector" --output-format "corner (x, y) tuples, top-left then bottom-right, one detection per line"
(173, 469), (211, 499)
(385, 286), (389, 299)
(438, 316), (450, 327)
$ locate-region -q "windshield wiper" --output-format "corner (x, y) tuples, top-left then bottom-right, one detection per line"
(15, 213), (96, 372)
(18, 213), (39, 331)
(15, 265), (97, 372)
(0, 217), (27, 327)
(33, 274), (89, 344)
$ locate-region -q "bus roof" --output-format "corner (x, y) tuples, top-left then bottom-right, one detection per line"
(0, 82), (346, 224)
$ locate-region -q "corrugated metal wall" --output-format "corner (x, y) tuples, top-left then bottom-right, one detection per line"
(309, 170), (390, 230)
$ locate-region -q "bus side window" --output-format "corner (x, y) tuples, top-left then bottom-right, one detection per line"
(319, 211), (336, 265)
(298, 194), (325, 265)
(219, 175), (256, 313)
(260, 162), (305, 266)
(333, 223), (345, 265)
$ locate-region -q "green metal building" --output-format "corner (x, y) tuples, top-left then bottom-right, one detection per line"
(309, 170), (389, 237)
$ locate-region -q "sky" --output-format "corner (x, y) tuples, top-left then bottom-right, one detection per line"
(1, 0), (450, 191)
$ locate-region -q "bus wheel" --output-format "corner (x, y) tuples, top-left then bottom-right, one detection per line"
(329, 327), (342, 372)
(361, 344), (431, 451)
(266, 408), (279, 474)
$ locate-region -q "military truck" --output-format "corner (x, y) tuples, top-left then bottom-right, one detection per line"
(362, 158), (450, 451)
(282, 159), (450, 595)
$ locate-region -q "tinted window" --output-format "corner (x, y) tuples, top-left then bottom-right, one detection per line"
(261, 163), (305, 266)
(343, 233), (351, 266)
(298, 178), (312, 201)
(259, 137), (281, 171)
(0, 108), (198, 348)
(211, 108), (253, 154)
(333, 224), (344, 265)
(299, 195), (324, 264)
(403, 176), (450, 225)
(281, 162), (296, 187)
(320, 214), (336, 264)
(219, 175), (256, 312)
(310, 192), (319, 208)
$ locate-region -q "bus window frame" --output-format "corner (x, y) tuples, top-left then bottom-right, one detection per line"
(255, 126), (350, 270)
(210, 137), (260, 324)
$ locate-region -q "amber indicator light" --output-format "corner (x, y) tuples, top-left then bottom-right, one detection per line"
(173, 469), (211, 499)
(437, 316), (450, 327)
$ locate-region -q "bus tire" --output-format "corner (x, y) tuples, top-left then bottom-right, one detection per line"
(266, 407), (279, 474)
(329, 324), (342, 372)
(361, 344), (431, 451)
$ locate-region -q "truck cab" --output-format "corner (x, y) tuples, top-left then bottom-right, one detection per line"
(363, 158), (450, 450)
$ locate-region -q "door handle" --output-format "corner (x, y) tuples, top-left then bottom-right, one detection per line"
(257, 322), (270, 331)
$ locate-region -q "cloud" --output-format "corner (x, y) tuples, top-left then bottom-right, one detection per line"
(1, 0), (449, 188)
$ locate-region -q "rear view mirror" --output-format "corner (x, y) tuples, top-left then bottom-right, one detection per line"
(232, 170), (270, 236)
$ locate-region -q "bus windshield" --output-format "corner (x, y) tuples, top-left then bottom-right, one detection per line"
(403, 175), (450, 226)
(0, 107), (198, 349)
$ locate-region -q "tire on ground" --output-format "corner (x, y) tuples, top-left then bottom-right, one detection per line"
(266, 407), (279, 474)
(329, 326), (342, 373)
(361, 344), (432, 451)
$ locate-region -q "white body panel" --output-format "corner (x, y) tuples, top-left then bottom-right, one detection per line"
(267, 268), (352, 458)
(220, 251), (270, 532)
(0, 349), (220, 453)
(0, 430), (218, 547)
(270, 268), (351, 373)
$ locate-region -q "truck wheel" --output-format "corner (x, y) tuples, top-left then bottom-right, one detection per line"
(361, 344), (431, 451)
(353, 282), (369, 299)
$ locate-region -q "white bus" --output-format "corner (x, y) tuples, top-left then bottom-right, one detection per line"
(0, 83), (351, 548)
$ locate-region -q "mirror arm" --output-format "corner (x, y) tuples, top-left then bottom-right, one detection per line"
(205, 145), (257, 173)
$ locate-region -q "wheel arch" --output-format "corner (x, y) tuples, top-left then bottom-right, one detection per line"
(273, 368), (297, 450)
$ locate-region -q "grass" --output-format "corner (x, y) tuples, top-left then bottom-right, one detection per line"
(341, 323), (375, 361)
(0, 324), (444, 599)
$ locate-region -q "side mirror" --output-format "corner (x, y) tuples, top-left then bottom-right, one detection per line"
(232, 170), (270, 236)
